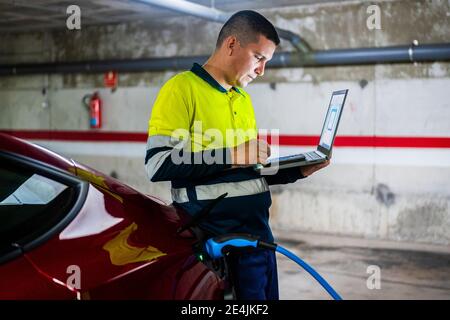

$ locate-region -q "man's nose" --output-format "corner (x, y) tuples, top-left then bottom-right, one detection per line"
(255, 62), (266, 77)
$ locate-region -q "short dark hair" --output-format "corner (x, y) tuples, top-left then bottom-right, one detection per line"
(216, 10), (280, 49)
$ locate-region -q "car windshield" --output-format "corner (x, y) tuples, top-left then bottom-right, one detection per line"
(1, 173), (68, 205)
(0, 161), (75, 251)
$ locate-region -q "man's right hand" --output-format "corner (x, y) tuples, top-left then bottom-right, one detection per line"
(230, 139), (271, 166)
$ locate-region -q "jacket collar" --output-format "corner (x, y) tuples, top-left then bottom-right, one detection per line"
(190, 63), (241, 94)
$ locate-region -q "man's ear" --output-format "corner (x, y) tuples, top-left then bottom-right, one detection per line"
(226, 36), (238, 56)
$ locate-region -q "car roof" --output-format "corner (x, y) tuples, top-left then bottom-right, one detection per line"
(0, 132), (75, 172)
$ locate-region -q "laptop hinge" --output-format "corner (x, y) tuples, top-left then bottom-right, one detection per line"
(315, 150), (327, 158)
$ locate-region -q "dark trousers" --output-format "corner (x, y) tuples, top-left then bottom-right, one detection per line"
(226, 249), (279, 300)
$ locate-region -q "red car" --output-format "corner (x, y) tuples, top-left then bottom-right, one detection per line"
(0, 133), (226, 300)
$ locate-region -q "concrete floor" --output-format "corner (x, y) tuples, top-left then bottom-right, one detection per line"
(273, 229), (450, 300)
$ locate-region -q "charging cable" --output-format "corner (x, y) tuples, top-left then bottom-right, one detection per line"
(204, 234), (342, 300)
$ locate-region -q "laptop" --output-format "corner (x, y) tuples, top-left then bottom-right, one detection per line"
(255, 89), (348, 171)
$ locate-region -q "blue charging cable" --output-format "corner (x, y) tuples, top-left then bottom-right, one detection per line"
(204, 234), (342, 300)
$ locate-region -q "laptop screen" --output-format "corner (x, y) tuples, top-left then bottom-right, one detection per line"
(319, 90), (347, 151)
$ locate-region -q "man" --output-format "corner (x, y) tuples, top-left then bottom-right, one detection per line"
(145, 10), (329, 300)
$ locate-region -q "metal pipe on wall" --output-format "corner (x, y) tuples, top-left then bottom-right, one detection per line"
(1, 43), (450, 76)
(273, 43), (450, 67)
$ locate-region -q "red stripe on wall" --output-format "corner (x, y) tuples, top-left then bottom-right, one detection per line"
(0, 130), (147, 142)
(1, 130), (450, 148)
(277, 135), (450, 148)
(371, 136), (450, 148)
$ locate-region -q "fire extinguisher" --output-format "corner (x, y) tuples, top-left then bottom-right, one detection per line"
(83, 92), (102, 129)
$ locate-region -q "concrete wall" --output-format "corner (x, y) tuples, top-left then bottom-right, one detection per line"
(1, 0), (449, 245)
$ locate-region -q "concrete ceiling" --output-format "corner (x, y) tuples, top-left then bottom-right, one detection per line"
(0, 0), (356, 33)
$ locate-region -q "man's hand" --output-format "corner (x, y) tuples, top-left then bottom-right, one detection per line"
(231, 139), (271, 165)
(300, 159), (331, 177)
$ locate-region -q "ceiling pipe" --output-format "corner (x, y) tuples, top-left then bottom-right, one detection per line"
(275, 29), (312, 53)
(136, 0), (230, 22)
(1, 43), (450, 76)
(135, 0), (311, 52)
(274, 43), (450, 66)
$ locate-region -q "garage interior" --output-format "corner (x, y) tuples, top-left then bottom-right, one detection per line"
(0, 0), (449, 299)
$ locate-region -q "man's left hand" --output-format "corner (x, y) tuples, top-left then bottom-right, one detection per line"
(300, 159), (331, 177)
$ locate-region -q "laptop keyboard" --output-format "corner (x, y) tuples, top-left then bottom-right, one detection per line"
(269, 151), (324, 164)
(305, 151), (323, 161)
(276, 154), (306, 162)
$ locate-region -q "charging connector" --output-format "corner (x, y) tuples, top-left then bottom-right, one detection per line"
(204, 234), (342, 300)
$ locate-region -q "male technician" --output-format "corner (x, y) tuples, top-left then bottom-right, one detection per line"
(145, 10), (330, 300)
